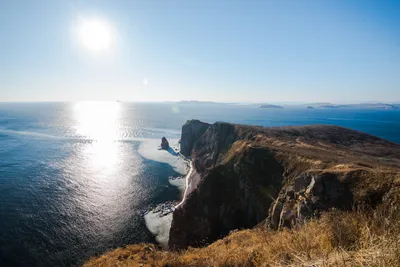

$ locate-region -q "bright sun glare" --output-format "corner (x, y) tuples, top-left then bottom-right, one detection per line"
(79, 19), (112, 51)
(74, 101), (120, 141)
(74, 101), (121, 173)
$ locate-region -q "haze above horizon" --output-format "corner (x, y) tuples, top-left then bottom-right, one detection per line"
(0, 0), (399, 103)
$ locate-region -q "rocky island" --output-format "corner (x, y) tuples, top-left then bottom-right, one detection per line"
(259, 104), (283, 108)
(86, 120), (400, 266)
(305, 103), (400, 109)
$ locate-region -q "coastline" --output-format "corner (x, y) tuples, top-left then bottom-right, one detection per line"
(138, 138), (192, 249)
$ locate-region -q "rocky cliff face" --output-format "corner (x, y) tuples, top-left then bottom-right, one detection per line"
(179, 120), (210, 157)
(169, 121), (400, 250)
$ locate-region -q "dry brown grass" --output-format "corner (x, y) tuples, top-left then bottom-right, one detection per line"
(84, 204), (400, 267)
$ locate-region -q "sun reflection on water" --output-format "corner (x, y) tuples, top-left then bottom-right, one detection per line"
(68, 101), (141, 240)
(74, 101), (121, 142)
(73, 101), (122, 173)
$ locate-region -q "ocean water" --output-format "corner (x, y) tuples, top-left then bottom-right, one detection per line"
(0, 102), (399, 266)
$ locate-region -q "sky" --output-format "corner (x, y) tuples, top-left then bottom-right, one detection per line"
(0, 0), (399, 103)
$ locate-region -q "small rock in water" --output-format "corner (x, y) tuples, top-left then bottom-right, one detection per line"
(161, 137), (169, 150)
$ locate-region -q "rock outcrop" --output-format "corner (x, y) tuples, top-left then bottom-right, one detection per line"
(179, 120), (210, 157)
(169, 121), (400, 250)
(266, 171), (354, 230)
(267, 168), (399, 230)
(161, 137), (169, 150)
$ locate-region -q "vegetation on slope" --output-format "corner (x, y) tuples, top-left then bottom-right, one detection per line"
(170, 122), (400, 249)
(85, 122), (400, 266)
(85, 203), (400, 266)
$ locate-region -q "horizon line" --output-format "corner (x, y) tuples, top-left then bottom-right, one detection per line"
(0, 100), (400, 105)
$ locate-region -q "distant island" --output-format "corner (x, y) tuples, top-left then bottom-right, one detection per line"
(305, 103), (399, 110)
(259, 104), (283, 109)
(175, 100), (218, 105)
(162, 101), (400, 110)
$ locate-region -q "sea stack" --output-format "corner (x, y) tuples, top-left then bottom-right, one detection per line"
(161, 137), (169, 150)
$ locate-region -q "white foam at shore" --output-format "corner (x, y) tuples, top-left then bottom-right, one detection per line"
(137, 138), (188, 175)
(168, 177), (186, 195)
(139, 138), (192, 248)
(144, 211), (173, 249)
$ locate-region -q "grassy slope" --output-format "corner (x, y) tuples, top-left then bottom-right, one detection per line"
(85, 205), (400, 266)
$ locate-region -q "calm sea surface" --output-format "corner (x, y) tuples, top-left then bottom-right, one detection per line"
(1, 102), (399, 266)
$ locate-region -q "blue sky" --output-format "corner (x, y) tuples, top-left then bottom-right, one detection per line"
(0, 0), (399, 103)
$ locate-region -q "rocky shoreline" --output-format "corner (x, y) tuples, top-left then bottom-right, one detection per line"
(140, 173), (188, 219)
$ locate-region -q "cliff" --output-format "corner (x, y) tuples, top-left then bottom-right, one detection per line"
(85, 120), (400, 266)
(169, 120), (400, 250)
(179, 120), (210, 157)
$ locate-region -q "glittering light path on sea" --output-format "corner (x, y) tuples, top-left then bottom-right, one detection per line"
(175, 160), (193, 209)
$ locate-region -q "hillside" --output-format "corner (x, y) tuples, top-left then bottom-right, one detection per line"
(85, 120), (400, 266)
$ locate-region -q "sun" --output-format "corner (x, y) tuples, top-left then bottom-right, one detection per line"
(79, 19), (112, 51)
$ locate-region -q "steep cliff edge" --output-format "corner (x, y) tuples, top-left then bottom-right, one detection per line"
(179, 120), (210, 157)
(169, 121), (400, 250)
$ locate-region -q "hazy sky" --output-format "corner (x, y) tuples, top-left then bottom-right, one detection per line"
(0, 0), (399, 103)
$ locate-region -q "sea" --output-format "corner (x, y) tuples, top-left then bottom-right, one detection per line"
(1, 102), (399, 267)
